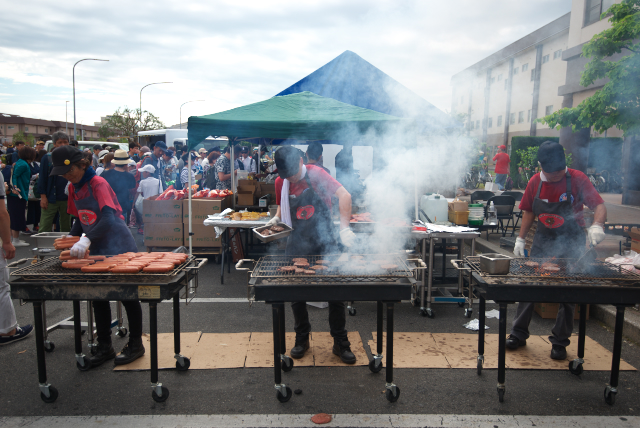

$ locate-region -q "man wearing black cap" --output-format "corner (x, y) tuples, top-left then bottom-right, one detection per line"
(267, 146), (357, 364)
(509, 141), (607, 360)
(142, 141), (167, 192)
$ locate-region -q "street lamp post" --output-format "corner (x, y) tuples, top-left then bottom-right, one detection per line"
(65, 101), (69, 137)
(139, 82), (172, 128)
(73, 58), (108, 141)
(180, 100), (205, 129)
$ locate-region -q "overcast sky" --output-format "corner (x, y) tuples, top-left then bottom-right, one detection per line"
(0, 0), (572, 128)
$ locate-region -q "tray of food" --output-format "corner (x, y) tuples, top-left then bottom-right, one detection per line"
(253, 223), (293, 243)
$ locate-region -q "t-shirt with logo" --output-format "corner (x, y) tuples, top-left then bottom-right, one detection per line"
(493, 152), (510, 174)
(519, 168), (604, 227)
(275, 165), (342, 210)
(67, 176), (125, 223)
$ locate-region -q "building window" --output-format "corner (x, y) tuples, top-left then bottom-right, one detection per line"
(531, 69), (536, 81)
(510, 113), (515, 125)
(24, 127), (29, 131)
(518, 112), (524, 123)
(545, 105), (553, 115)
(490, 77), (495, 84)
(513, 67), (519, 75)
(542, 54), (550, 64)
(44, 128), (48, 132)
(522, 63), (529, 72)
(497, 115), (503, 127)
(527, 109), (532, 122)
(470, 121), (474, 130)
(585, 0), (615, 27)
(504, 79), (509, 90)
(553, 49), (562, 60)
(476, 120), (480, 129)
(488, 117), (493, 128)
(8, 126), (15, 129)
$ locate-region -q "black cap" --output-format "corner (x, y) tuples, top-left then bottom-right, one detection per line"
(537, 141), (566, 172)
(275, 146), (303, 179)
(154, 141), (167, 153)
(209, 146), (221, 153)
(50, 146), (85, 176)
(241, 146), (249, 153)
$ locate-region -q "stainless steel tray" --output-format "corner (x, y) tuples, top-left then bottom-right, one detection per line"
(253, 223), (293, 243)
(479, 253), (512, 275)
(30, 232), (68, 249)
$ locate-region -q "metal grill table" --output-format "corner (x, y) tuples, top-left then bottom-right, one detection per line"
(9, 256), (206, 403)
(238, 254), (418, 403)
(455, 256), (640, 405)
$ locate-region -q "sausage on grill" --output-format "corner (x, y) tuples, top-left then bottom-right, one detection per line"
(81, 265), (113, 272)
(143, 264), (174, 273)
(110, 266), (142, 273)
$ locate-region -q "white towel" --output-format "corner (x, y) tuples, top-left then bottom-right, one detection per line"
(280, 164), (306, 228)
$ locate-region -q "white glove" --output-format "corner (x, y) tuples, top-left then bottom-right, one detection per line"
(266, 215), (280, 227)
(340, 228), (357, 247)
(70, 236), (91, 258)
(514, 237), (526, 257)
(587, 224), (606, 246)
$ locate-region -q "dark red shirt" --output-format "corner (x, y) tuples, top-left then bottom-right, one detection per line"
(67, 176), (125, 221)
(493, 152), (510, 174)
(275, 165), (342, 209)
(519, 168), (604, 227)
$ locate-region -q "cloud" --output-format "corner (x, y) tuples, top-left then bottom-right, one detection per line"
(0, 0), (572, 126)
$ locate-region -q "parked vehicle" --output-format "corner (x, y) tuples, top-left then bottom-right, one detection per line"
(44, 140), (127, 153)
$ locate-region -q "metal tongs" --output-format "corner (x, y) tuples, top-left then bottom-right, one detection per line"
(573, 244), (598, 272)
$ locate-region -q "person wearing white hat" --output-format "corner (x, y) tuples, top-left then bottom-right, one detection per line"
(101, 150), (137, 224)
(135, 164), (159, 235)
(95, 150), (110, 176)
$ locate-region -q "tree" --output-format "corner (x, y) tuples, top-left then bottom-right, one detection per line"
(103, 107), (165, 140)
(12, 131), (35, 145)
(540, 0), (640, 136)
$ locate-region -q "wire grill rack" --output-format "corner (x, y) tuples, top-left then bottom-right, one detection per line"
(10, 256), (197, 283)
(465, 256), (640, 284)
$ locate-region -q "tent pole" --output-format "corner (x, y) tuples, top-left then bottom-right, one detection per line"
(415, 138), (419, 222)
(188, 151), (193, 256)
(231, 138), (236, 210)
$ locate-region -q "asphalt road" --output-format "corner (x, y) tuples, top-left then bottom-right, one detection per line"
(2, 233), (640, 418)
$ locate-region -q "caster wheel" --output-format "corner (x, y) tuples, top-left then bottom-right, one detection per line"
(426, 310), (435, 319)
(44, 341), (55, 353)
(40, 386), (58, 403)
(348, 308), (357, 316)
(276, 386), (292, 403)
(368, 359), (383, 373)
(176, 357), (190, 371)
(76, 356), (92, 372)
(152, 386), (170, 403)
(568, 361), (583, 375)
(604, 386), (616, 405)
(419, 309), (428, 317)
(385, 386), (400, 403)
(477, 360), (483, 375)
(464, 308), (472, 318)
(458, 302), (465, 307)
(281, 356), (294, 372)
(498, 388), (505, 403)
(116, 328), (128, 338)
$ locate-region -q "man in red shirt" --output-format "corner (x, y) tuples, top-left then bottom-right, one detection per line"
(492, 145), (510, 190)
(510, 141), (607, 360)
(267, 146), (357, 364)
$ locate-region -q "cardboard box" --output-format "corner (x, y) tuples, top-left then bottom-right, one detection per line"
(630, 227), (640, 253)
(237, 185), (256, 206)
(534, 303), (589, 320)
(448, 200), (469, 212)
(143, 196), (183, 223)
(144, 222), (184, 247)
(259, 183), (276, 198)
(238, 179), (257, 188)
(448, 210), (469, 225)
(184, 223), (222, 247)
(183, 195), (232, 222)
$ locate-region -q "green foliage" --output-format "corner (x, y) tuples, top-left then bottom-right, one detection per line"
(103, 107), (165, 139)
(517, 146), (572, 175)
(510, 136), (560, 180)
(540, 0), (640, 136)
(12, 131), (35, 145)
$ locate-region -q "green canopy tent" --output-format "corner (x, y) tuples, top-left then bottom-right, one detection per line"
(185, 92), (410, 254)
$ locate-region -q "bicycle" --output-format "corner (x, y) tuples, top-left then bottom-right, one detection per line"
(600, 170), (623, 193)
(587, 172), (607, 193)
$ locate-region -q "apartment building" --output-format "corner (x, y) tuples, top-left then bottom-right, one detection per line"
(0, 113), (100, 144)
(450, 0), (623, 163)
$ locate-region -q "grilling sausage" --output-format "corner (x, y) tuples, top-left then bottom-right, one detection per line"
(81, 265), (113, 273)
(62, 260), (94, 269)
(143, 264), (174, 273)
(87, 255), (106, 261)
(110, 266), (142, 273)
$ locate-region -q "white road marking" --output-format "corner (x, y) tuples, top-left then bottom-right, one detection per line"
(1, 414), (637, 428)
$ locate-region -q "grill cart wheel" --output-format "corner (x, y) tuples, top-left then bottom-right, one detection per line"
(176, 357), (190, 371)
(569, 360), (583, 375)
(276, 386), (292, 403)
(348, 308), (357, 316)
(465, 308), (473, 318)
(420, 308), (434, 318)
(116, 328), (128, 338)
(44, 341), (55, 352)
(368, 359), (383, 373)
(152, 386), (170, 403)
(458, 301), (465, 307)
(281, 356), (293, 372)
(477, 357), (483, 375)
(76, 356), (92, 372)
(385, 386), (400, 402)
(604, 386), (616, 405)
(498, 388), (505, 403)
(40, 386), (58, 403)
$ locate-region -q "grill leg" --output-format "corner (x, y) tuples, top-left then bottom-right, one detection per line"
(149, 302), (159, 385)
(497, 302), (508, 402)
(477, 296), (485, 375)
(376, 301), (383, 356)
(608, 306), (625, 392)
(173, 294), (181, 354)
(272, 304), (282, 386)
(468, 239), (476, 311)
(86, 301), (96, 354)
(570, 303), (588, 375)
(384, 302), (398, 401)
(457, 239), (464, 297)
(418, 238), (426, 308)
(278, 303), (286, 355)
(220, 230), (227, 284)
(33, 301), (48, 385)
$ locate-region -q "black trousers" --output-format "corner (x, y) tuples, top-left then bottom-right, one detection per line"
(92, 300), (143, 343)
(291, 301), (347, 342)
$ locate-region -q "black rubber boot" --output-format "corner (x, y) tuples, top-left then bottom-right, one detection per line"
(89, 341), (116, 367)
(290, 336), (310, 359)
(505, 334), (526, 350)
(332, 338), (356, 364)
(550, 344), (567, 360)
(114, 338), (145, 366)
